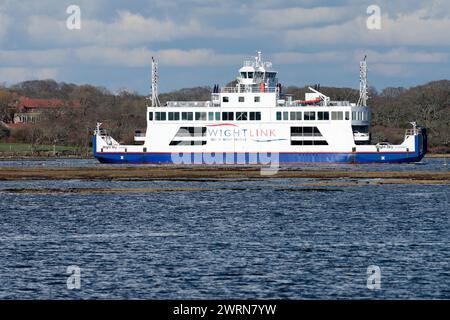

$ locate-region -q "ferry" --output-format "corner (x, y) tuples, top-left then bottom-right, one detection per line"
(93, 52), (427, 164)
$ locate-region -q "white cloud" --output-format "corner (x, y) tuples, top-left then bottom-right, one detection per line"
(0, 67), (58, 84)
(371, 64), (411, 77)
(355, 48), (448, 64)
(0, 49), (68, 66)
(253, 6), (354, 28)
(0, 0), (108, 18)
(1, 46), (446, 71)
(26, 11), (205, 46)
(272, 48), (448, 66)
(0, 12), (13, 41)
(273, 51), (349, 64)
(74, 47), (243, 67)
(0, 46), (243, 69)
(284, 10), (450, 47)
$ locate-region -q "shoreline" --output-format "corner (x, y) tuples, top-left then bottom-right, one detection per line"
(0, 166), (448, 182)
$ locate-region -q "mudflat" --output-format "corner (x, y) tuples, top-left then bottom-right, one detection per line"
(0, 166), (448, 182)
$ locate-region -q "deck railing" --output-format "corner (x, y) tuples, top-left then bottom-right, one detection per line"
(221, 86), (278, 93)
(165, 101), (211, 108)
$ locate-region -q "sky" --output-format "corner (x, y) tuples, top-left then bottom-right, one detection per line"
(0, 0), (449, 94)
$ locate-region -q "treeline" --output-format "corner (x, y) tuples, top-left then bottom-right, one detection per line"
(0, 79), (449, 154)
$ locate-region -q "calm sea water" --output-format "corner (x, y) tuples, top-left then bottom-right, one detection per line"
(0, 158), (448, 299)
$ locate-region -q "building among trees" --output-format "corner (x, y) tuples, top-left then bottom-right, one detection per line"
(12, 97), (80, 124)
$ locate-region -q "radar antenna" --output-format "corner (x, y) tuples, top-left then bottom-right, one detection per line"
(357, 55), (368, 107)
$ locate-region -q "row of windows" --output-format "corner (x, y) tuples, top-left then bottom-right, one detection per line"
(150, 110), (369, 122)
(150, 111), (261, 121)
(223, 96), (260, 103)
(276, 111), (352, 121)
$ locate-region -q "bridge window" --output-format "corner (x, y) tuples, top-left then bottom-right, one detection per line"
(345, 111), (350, 120)
(248, 72), (254, 79)
(275, 111), (290, 120)
(239, 96), (245, 102)
(304, 111), (316, 121)
(250, 112), (261, 121)
(331, 111), (343, 120)
(155, 112), (166, 121)
(362, 112), (368, 121)
(352, 111), (357, 120)
(222, 112), (234, 121)
(208, 112), (214, 121)
(236, 112), (248, 121)
(182, 112), (193, 121)
(149, 112), (153, 121)
(168, 112), (180, 121)
(215, 112), (221, 121)
(254, 96), (260, 102)
(223, 96), (229, 103)
(195, 112), (206, 121)
(290, 111), (302, 121)
(318, 111), (329, 120)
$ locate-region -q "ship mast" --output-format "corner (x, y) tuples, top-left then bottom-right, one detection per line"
(357, 55), (368, 107)
(148, 57), (161, 108)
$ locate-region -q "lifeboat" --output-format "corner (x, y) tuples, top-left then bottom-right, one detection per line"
(294, 97), (322, 105)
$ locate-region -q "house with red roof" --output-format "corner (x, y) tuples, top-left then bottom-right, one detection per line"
(12, 97), (80, 124)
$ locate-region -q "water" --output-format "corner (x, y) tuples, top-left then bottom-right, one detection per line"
(0, 158), (449, 299)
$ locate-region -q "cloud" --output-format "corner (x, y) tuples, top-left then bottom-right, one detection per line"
(1, 46), (446, 71)
(26, 11), (205, 46)
(0, 49), (68, 66)
(0, 12), (13, 41)
(74, 47), (243, 67)
(0, 46), (243, 69)
(253, 6), (354, 28)
(371, 64), (411, 77)
(0, 67), (59, 84)
(355, 48), (448, 64)
(284, 10), (450, 47)
(272, 48), (448, 67)
(273, 51), (349, 64)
